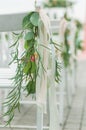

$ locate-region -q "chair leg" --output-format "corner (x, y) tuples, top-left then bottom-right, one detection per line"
(71, 62), (76, 96)
(58, 68), (65, 125)
(37, 106), (43, 130)
(59, 85), (64, 125)
(3, 89), (9, 121)
(72, 68), (76, 96)
(0, 89), (2, 115)
(65, 69), (72, 108)
(48, 78), (60, 130)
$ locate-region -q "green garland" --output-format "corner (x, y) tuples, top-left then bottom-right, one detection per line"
(44, 0), (74, 8)
(3, 11), (61, 125)
(62, 26), (71, 68)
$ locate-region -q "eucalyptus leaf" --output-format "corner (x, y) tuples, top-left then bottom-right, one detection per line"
(30, 12), (39, 26)
(24, 41), (29, 50)
(22, 12), (34, 29)
(25, 31), (34, 41)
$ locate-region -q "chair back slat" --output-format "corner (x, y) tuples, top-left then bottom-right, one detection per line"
(0, 13), (28, 32)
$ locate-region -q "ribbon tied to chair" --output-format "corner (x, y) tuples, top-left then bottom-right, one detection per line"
(36, 9), (60, 130)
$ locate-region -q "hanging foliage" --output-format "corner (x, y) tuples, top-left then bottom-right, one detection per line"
(74, 20), (83, 54)
(3, 10), (61, 125)
(62, 26), (71, 68)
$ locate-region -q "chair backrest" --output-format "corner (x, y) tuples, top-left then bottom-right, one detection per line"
(0, 12), (28, 86)
(0, 68), (15, 88)
(0, 13), (27, 32)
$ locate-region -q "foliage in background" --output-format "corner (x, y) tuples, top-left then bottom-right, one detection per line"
(64, 12), (71, 22)
(62, 26), (71, 68)
(3, 11), (61, 125)
(74, 20), (83, 54)
(44, 0), (74, 8)
(61, 13), (71, 68)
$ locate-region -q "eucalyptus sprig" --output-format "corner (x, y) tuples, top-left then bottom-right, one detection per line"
(3, 11), (61, 125)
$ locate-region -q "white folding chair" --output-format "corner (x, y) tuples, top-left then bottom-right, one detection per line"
(50, 18), (76, 124)
(50, 18), (66, 125)
(42, 7), (65, 124)
(0, 6), (60, 130)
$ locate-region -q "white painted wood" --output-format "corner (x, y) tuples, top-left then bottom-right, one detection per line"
(37, 107), (43, 130)
(3, 89), (9, 121)
(0, 13), (28, 32)
(0, 68), (14, 88)
(48, 45), (60, 130)
(36, 41), (44, 130)
(0, 90), (2, 115)
(59, 69), (65, 125)
(50, 18), (66, 125)
(0, 0), (35, 32)
(65, 68), (72, 107)
(0, 7), (61, 130)
(0, 5), (40, 128)
(0, 125), (49, 129)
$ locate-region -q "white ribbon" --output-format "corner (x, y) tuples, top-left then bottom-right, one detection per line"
(36, 9), (50, 113)
(36, 9), (60, 130)
(59, 18), (68, 43)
